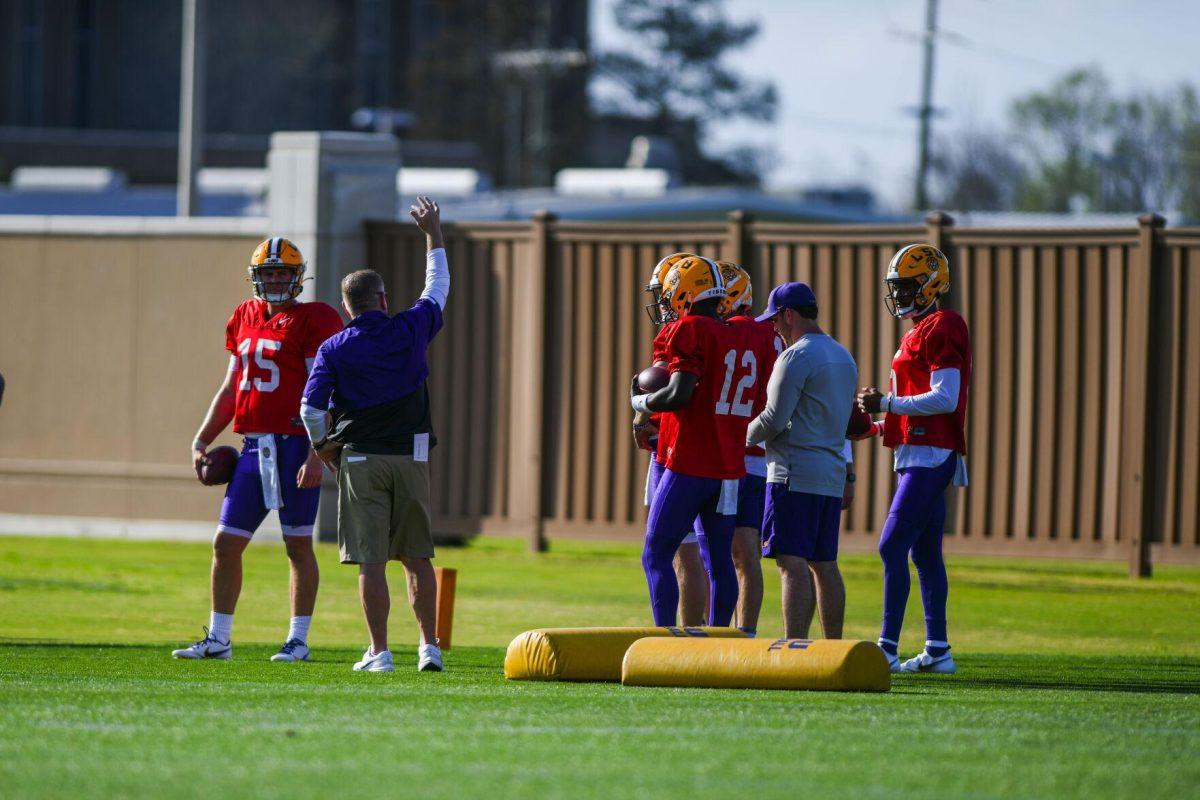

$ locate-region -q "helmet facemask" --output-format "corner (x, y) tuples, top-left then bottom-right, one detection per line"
(249, 265), (305, 303)
(883, 276), (924, 319)
(644, 282), (678, 326)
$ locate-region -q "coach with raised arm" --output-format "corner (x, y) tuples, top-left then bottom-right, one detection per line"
(300, 196), (449, 674)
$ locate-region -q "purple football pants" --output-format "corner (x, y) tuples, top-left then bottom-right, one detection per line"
(218, 434), (320, 538)
(878, 452), (957, 643)
(643, 467), (737, 627)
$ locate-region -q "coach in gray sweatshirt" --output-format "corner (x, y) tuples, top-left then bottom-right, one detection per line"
(746, 282), (857, 640)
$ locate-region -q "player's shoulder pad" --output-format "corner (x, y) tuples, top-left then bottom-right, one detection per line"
(928, 309), (968, 337)
(229, 298), (262, 321)
(942, 308), (968, 329)
(671, 313), (705, 334)
(303, 300), (345, 324)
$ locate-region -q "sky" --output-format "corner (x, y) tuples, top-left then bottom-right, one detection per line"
(589, 0), (1200, 210)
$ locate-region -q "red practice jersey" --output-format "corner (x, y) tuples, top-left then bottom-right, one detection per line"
(647, 320), (680, 435)
(656, 314), (768, 479)
(225, 300), (344, 435)
(882, 309), (971, 453)
(727, 315), (782, 458)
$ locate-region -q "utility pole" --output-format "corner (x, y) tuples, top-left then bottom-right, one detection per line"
(913, 0), (939, 210)
(176, 0), (206, 217)
(492, 47), (586, 187)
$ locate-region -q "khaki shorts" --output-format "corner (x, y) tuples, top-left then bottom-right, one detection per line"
(336, 449), (434, 564)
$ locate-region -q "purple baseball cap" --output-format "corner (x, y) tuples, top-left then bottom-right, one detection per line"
(756, 282), (818, 322)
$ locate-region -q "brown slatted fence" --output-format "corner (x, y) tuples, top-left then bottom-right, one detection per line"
(1153, 230), (1200, 564)
(364, 213), (1199, 570)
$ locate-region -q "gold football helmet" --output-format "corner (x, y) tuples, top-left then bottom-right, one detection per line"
(248, 237), (306, 302)
(661, 256), (726, 319)
(884, 244), (949, 319)
(716, 261), (752, 318)
(645, 252), (697, 325)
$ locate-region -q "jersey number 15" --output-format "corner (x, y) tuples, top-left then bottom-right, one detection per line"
(715, 349), (756, 417)
(237, 338), (280, 392)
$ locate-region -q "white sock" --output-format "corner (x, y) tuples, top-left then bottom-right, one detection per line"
(287, 615), (311, 644)
(210, 611), (233, 643)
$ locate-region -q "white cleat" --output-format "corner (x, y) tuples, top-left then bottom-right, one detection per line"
(171, 627), (232, 660)
(877, 639), (902, 672)
(270, 639), (310, 662)
(353, 647), (394, 673)
(418, 643), (444, 672)
(900, 650), (957, 674)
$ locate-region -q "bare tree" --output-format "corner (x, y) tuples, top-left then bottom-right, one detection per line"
(931, 128), (1025, 211)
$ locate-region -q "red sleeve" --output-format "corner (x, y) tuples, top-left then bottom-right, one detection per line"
(224, 306), (241, 354)
(924, 314), (968, 372)
(303, 303), (345, 358)
(665, 317), (704, 376)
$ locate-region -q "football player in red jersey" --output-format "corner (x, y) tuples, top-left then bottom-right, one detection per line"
(636, 252), (711, 626)
(172, 237), (344, 662)
(857, 244), (971, 674)
(716, 261), (780, 636)
(631, 256), (767, 626)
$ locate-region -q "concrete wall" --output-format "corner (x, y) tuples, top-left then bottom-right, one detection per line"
(0, 217), (265, 526)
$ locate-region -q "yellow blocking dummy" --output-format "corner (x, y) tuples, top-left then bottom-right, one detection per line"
(505, 627), (747, 682)
(621, 637), (891, 692)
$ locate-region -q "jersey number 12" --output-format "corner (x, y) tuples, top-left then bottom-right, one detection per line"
(715, 349), (756, 417)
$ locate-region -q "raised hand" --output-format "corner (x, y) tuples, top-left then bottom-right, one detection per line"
(409, 196), (441, 235)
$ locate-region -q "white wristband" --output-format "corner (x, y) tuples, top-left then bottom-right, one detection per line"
(631, 394), (652, 414)
(192, 438), (209, 451)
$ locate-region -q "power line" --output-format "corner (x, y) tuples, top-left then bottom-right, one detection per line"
(788, 113), (912, 140)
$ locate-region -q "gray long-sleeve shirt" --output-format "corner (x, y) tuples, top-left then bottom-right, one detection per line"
(746, 333), (857, 497)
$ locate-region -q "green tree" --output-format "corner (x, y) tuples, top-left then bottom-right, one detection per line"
(1001, 68), (1200, 219)
(1179, 103), (1200, 222)
(593, 0), (777, 184)
(1102, 84), (1200, 215)
(1010, 68), (1112, 212)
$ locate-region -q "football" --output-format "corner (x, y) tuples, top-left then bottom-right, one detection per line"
(637, 365), (670, 393)
(199, 445), (239, 486)
(846, 406), (874, 437)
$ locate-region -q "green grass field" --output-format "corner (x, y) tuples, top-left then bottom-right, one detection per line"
(1, 534), (1198, 799)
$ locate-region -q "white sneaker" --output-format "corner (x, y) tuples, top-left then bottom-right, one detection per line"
(418, 643), (444, 672)
(900, 650), (957, 674)
(171, 627), (231, 660)
(353, 647), (394, 672)
(877, 640), (902, 672)
(270, 639), (310, 662)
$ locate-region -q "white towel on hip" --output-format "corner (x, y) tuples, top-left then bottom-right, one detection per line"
(717, 479), (739, 515)
(644, 455), (654, 507)
(256, 434), (283, 511)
